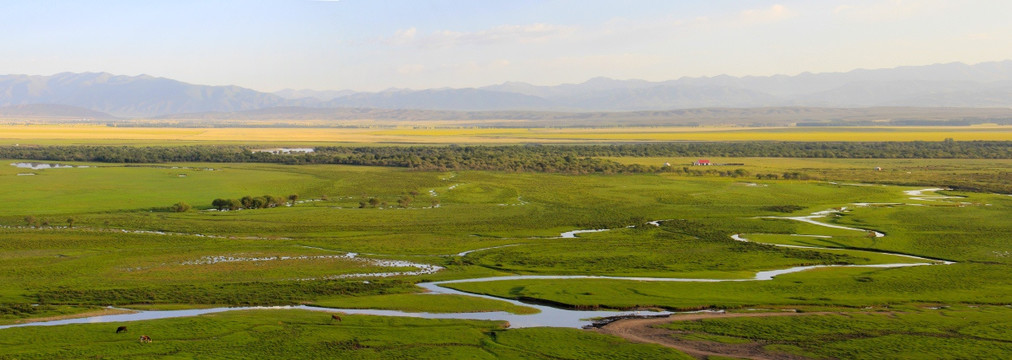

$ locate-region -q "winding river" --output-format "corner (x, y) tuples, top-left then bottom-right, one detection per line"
(0, 188), (957, 330)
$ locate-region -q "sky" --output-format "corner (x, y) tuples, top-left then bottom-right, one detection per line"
(1, 0), (1010, 92)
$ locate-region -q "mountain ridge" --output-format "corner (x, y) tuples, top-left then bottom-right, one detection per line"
(1, 60), (1011, 118)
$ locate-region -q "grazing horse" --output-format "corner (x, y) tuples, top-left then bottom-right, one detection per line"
(116, 326), (128, 333)
(139, 335), (152, 343)
(331, 314), (342, 322)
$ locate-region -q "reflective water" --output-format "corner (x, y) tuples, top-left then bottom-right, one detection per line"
(10, 162), (80, 170)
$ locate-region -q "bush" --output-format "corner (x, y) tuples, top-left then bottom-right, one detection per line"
(760, 205), (805, 213)
(169, 202), (191, 212)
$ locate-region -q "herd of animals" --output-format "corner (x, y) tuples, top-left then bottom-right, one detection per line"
(115, 326), (150, 343)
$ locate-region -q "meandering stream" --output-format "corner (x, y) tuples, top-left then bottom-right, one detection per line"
(0, 188), (958, 330)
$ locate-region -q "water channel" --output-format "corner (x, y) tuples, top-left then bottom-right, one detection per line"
(0, 188), (957, 330)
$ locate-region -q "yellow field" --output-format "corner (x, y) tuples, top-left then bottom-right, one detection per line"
(1, 125), (1011, 145)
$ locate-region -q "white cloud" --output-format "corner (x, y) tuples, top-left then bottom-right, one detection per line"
(739, 4), (796, 25)
(381, 23), (575, 49)
(384, 27), (418, 46)
(833, 0), (942, 21)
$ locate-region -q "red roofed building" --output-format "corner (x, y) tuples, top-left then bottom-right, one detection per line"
(693, 159), (711, 166)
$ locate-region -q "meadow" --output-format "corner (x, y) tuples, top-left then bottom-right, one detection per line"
(1, 149), (1011, 358)
(660, 305), (1012, 359)
(0, 309), (690, 359)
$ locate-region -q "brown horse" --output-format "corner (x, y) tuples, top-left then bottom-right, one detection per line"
(331, 314), (342, 322)
(116, 326), (128, 333)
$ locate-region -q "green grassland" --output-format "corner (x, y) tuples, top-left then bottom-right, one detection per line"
(445, 263), (1012, 310)
(661, 306), (1012, 359)
(0, 310), (691, 359)
(2, 157), (1011, 358)
(606, 156), (1012, 193)
(447, 189), (1012, 309)
(312, 294), (539, 315)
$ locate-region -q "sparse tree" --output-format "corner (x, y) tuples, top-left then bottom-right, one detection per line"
(263, 195), (283, 208)
(170, 202), (191, 212)
(367, 198), (380, 208)
(66, 217), (75, 228)
(287, 194), (299, 204)
(24, 215), (36, 227)
(251, 197), (267, 209)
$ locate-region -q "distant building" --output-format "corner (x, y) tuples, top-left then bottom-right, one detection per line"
(874, 167), (883, 171)
(693, 159), (711, 166)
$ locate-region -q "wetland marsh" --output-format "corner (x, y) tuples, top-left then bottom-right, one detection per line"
(1, 146), (1010, 359)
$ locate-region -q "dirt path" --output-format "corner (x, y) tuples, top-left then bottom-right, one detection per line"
(594, 311), (841, 360)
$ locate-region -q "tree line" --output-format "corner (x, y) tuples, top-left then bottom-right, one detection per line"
(211, 194), (297, 211)
(1, 141), (1010, 174)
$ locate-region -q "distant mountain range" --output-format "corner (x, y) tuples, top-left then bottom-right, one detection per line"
(0, 72), (288, 118)
(0, 104), (116, 120)
(151, 106), (1012, 128)
(1, 60), (1010, 118)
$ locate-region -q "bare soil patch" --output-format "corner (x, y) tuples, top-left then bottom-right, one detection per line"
(593, 311), (854, 360)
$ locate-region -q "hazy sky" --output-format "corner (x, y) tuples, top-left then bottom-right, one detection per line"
(2, 0), (1010, 92)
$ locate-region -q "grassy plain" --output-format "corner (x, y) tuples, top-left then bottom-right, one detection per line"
(608, 156), (1012, 193)
(312, 294), (539, 315)
(2, 154), (1011, 358)
(3, 124), (1012, 145)
(0, 310), (690, 359)
(661, 306), (1012, 359)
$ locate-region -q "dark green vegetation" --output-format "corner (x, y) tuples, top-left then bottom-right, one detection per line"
(2, 149), (1012, 358)
(0, 310), (690, 359)
(662, 306), (1012, 359)
(3, 141), (1012, 175)
(211, 194), (293, 210)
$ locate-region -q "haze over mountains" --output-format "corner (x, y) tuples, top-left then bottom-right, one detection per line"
(1, 61), (1010, 119)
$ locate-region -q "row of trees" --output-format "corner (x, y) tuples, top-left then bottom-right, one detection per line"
(2, 141), (1010, 174)
(24, 215), (74, 228)
(211, 194), (298, 211)
(357, 195), (438, 209)
(755, 172), (811, 180)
